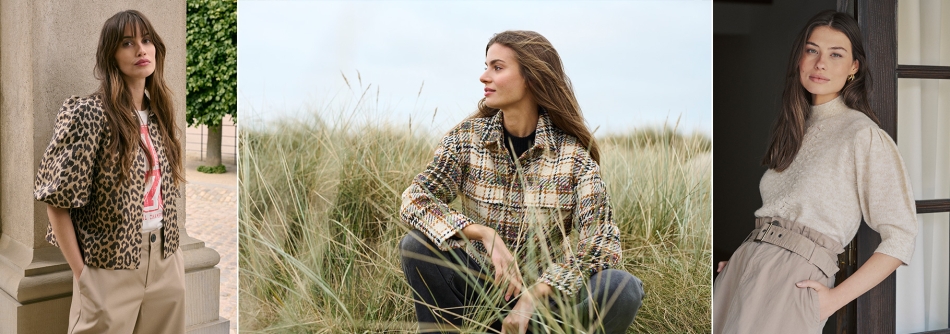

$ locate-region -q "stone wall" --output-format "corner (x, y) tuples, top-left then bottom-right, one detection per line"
(0, 1), (228, 332)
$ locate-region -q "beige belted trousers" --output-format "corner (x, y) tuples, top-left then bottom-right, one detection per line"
(713, 217), (844, 334)
(67, 229), (185, 334)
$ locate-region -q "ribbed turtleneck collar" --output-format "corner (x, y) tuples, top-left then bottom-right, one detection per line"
(809, 95), (848, 123)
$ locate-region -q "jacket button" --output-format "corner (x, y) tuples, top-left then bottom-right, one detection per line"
(150, 234), (157, 243)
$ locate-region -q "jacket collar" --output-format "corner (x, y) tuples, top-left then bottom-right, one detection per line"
(480, 108), (559, 154)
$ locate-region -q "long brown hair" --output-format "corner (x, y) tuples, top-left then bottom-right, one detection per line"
(762, 10), (878, 171)
(469, 30), (601, 163)
(95, 10), (184, 184)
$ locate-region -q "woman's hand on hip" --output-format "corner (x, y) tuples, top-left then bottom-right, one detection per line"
(796, 280), (843, 321)
(717, 261), (727, 273)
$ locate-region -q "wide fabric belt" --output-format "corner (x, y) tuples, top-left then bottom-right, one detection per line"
(745, 217), (841, 277)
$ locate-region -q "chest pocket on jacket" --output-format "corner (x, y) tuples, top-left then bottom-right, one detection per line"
(522, 175), (575, 228)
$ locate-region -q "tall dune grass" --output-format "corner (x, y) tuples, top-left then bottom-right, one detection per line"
(239, 100), (711, 333)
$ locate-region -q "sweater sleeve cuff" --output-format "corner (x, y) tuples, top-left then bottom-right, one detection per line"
(873, 224), (916, 265)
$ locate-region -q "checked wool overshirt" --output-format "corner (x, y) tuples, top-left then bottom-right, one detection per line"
(400, 110), (622, 296)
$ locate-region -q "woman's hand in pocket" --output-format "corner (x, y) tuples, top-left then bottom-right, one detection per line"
(799, 253), (903, 321)
(73, 267), (81, 281)
(796, 280), (842, 320)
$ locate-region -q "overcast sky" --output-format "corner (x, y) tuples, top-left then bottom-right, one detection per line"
(238, 0), (712, 136)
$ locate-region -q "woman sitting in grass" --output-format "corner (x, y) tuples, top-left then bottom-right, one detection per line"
(399, 30), (643, 334)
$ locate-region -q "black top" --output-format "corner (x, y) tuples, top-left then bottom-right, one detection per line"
(502, 127), (536, 162)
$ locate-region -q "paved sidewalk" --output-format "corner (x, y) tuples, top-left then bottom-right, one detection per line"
(184, 157), (237, 334)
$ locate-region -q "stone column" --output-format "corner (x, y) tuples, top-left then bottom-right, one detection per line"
(0, 1), (229, 333)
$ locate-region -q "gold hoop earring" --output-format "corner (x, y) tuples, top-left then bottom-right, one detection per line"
(848, 74), (855, 82)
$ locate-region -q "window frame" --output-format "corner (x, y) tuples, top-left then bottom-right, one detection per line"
(845, 0), (950, 333)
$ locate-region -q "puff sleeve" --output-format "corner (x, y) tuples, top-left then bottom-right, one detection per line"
(854, 126), (918, 265)
(34, 96), (104, 208)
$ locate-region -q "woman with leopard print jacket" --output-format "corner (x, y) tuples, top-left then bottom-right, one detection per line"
(33, 10), (186, 334)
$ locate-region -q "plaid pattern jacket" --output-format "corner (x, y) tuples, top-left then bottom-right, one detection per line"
(400, 110), (621, 296)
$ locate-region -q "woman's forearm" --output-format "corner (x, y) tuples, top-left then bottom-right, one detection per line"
(458, 224), (509, 255)
(458, 224), (495, 241)
(823, 252), (902, 310)
(47, 205), (84, 279)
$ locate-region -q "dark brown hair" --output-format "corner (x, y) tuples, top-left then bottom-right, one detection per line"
(95, 10), (184, 184)
(763, 10), (879, 171)
(469, 30), (601, 163)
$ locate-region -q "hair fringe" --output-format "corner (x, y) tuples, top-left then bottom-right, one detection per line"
(95, 10), (184, 185)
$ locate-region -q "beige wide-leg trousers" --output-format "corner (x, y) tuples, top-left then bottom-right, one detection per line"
(68, 229), (185, 334)
(713, 217), (843, 334)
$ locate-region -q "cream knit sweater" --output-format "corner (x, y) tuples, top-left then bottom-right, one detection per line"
(754, 96), (918, 264)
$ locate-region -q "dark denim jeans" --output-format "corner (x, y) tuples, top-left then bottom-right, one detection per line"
(400, 229), (644, 334)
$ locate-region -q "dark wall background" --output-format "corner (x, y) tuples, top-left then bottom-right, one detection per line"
(712, 0), (836, 272)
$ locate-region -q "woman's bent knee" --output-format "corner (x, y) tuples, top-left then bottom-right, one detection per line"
(400, 230), (431, 254)
(591, 269), (644, 306)
(400, 230), (440, 271)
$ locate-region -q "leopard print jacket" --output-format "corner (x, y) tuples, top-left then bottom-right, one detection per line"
(34, 94), (181, 269)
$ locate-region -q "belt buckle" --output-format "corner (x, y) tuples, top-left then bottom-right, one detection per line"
(753, 222), (773, 242)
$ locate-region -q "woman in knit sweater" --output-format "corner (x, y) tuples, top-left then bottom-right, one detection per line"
(713, 10), (918, 334)
(399, 30), (643, 334)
